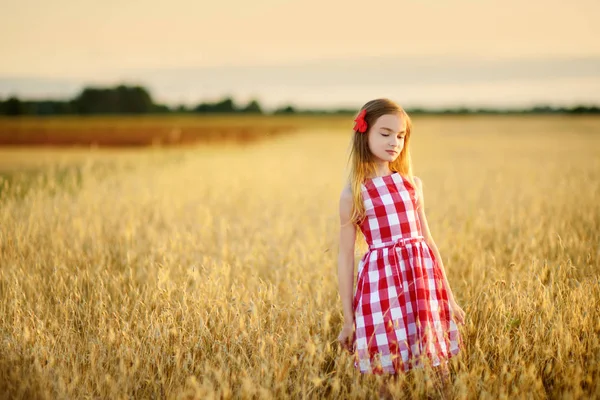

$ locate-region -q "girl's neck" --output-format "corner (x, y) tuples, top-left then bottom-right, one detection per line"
(372, 163), (393, 178)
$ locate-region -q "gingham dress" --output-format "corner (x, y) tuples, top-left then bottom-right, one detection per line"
(351, 172), (462, 375)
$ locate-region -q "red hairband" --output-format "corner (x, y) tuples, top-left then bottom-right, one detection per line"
(353, 109), (368, 133)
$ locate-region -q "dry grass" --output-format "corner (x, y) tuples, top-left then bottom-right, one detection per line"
(0, 115), (599, 399)
(0, 114), (310, 146)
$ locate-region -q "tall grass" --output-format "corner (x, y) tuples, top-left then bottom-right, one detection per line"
(0, 115), (599, 399)
(0, 114), (303, 146)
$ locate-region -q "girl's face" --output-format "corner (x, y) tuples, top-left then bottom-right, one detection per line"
(367, 113), (407, 163)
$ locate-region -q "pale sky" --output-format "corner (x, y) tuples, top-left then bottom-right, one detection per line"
(1, 0), (599, 108)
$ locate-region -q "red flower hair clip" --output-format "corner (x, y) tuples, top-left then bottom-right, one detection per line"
(353, 109), (368, 133)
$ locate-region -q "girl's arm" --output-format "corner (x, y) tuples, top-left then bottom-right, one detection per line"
(338, 185), (357, 325)
(413, 176), (458, 305)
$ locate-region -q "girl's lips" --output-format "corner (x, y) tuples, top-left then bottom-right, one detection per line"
(386, 150), (397, 155)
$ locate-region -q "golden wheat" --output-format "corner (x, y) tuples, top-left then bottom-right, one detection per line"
(0, 115), (599, 399)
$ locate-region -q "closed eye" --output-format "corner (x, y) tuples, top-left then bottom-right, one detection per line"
(382, 133), (406, 139)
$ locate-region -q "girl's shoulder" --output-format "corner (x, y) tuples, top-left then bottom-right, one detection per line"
(340, 183), (353, 203)
(413, 175), (423, 190)
(339, 183), (354, 223)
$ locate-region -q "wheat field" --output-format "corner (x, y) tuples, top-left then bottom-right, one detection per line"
(0, 114), (301, 146)
(0, 115), (599, 399)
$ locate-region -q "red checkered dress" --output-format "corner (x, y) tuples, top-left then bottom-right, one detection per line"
(351, 172), (462, 375)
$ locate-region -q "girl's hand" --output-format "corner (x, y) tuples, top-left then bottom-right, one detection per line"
(337, 321), (354, 352)
(450, 300), (466, 325)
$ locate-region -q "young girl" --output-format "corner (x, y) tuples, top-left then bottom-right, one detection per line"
(336, 98), (466, 398)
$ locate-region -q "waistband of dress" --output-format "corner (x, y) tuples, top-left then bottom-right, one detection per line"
(368, 235), (425, 251)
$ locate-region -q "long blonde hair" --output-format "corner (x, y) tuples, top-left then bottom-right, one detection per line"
(347, 98), (415, 225)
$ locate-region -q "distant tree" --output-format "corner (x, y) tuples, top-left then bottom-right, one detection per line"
(75, 87), (112, 114)
(274, 105), (296, 114)
(4, 97), (25, 116)
(241, 99), (263, 114)
(173, 104), (189, 113)
(532, 105), (555, 114)
(194, 97), (238, 113)
(153, 103), (171, 113)
(115, 85), (153, 113)
(213, 97), (237, 113)
(193, 103), (210, 113)
(569, 105), (600, 114)
(74, 85), (154, 114)
(407, 107), (425, 114)
(332, 108), (355, 114)
(27, 100), (74, 115)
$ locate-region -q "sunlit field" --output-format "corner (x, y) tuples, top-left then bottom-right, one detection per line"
(0, 114), (303, 146)
(1, 115), (599, 399)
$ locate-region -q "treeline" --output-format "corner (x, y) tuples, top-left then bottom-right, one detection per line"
(0, 85), (268, 116)
(407, 105), (600, 115)
(1, 84), (599, 116)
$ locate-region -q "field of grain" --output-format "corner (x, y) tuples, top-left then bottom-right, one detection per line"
(0, 115), (306, 146)
(0, 115), (599, 399)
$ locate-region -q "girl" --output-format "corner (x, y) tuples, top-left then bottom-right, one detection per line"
(336, 98), (466, 399)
